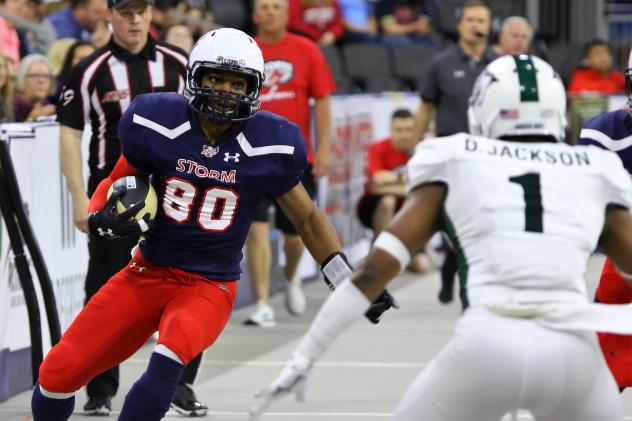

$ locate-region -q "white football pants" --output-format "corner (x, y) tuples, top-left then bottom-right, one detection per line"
(393, 307), (623, 421)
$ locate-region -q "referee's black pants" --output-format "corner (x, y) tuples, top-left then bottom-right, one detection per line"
(84, 232), (202, 398)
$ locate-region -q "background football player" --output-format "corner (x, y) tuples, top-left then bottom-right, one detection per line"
(577, 48), (632, 392)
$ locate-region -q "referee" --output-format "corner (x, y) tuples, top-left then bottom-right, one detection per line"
(57, 0), (207, 416)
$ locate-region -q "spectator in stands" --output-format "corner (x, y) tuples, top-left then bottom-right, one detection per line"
(52, 40), (95, 103)
(247, 0), (336, 327)
(149, 0), (178, 37)
(492, 16), (532, 56)
(0, 0), (28, 70)
(568, 39), (625, 95)
(413, 0), (495, 305)
(173, 0), (215, 39)
(0, 53), (14, 122)
(375, 0), (441, 47)
(163, 23), (193, 53)
(91, 19), (112, 47)
(338, 0), (377, 43)
(288, 0), (344, 46)
(46, 0), (108, 42)
(48, 38), (83, 79)
(0, 0), (56, 55)
(357, 108), (430, 272)
(12, 54), (55, 122)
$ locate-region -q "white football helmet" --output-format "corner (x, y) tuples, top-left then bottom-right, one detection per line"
(468, 54), (567, 142)
(184, 28), (265, 122)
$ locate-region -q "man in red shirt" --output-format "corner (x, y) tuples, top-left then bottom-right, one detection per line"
(288, 0), (344, 46)
(357, 108), (429, 272)
(568, 39), (625, 95)
(245, 0), (336, 327)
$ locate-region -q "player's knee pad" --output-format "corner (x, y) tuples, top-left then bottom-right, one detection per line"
(38, 353), (83, 394)
(160, 317), (220, 364)
(39, 344), (89, 393)
(159, 321), (203, 365)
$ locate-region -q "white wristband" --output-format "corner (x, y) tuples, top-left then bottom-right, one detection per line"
(137, 218), (150, 233)
(321, 253), (353, 288)
(373, 231), (410, 272)
(295, 280), (370, 361)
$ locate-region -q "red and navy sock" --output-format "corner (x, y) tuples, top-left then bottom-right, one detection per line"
(119, 352), (184, 421)
(31, 382), (75, 421)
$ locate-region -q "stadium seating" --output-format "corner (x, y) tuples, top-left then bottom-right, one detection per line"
(211, 0), (249, 31)
(342, 44), (404, 92)
(391, 44), (435, 92)
(546, 42), (583, 86)
(320, 45), (355, 94)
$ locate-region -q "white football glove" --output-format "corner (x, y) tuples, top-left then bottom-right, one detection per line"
(249, 352), (313, 421)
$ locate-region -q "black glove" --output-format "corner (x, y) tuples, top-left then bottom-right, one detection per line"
(365, 290), (399, 324)
(88, 186), (152, 239)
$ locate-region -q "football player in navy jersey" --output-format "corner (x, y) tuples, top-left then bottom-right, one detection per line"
(30, 28), (396, 421)
(577, 48), (632, 392)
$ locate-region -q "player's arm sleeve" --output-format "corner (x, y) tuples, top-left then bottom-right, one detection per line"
(56, 65), (88, 130)
(406, 137), (453, 192)
(118, 98), (154, 173)
(269, 124), (309, 198)
(602, 150), (632, 210)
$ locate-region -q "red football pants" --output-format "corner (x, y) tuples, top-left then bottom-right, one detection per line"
(39, 252), (236, 393)
(596, 257), (632, 388)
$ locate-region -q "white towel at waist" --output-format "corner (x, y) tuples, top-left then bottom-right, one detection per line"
(486, 302), (632, 335)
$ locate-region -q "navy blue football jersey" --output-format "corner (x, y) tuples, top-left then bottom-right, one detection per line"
(118, 93), (308, 280)
(579, 109), (632, 175)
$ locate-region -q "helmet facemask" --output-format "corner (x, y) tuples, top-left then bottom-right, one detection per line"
(185, 61), (262, 123)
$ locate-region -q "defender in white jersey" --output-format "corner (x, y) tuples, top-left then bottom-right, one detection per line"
(249, 55), (632, 421)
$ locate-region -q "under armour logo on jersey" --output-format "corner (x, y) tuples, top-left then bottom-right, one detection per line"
(224, 153), (240, 162)
(97, 227), (114, 237)
(129, 262), (146, 272)
(201, 145), (219, 158)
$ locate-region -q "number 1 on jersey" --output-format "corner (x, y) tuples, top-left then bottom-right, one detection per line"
(509, 172), (543, 233)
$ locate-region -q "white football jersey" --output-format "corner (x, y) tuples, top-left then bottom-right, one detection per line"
(407, 134), (632, 307)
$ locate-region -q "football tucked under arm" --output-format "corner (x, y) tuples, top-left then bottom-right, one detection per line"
(87, 155), (154, 239)
(88, 155), (146, 213)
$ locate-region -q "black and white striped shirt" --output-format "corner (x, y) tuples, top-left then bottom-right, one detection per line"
(57, 35), (187, 176)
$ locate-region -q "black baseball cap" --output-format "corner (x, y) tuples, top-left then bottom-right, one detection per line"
(108, 0), (154, 9)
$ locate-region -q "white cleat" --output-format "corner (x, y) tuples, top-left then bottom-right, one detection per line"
(285, 278), (306, 315)
(244, 302), (276, 327)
